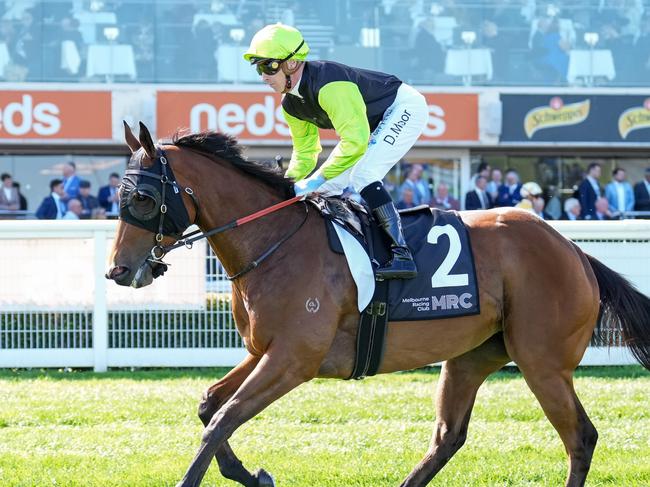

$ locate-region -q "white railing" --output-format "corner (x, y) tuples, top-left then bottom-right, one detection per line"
(1, 219), (648, 371)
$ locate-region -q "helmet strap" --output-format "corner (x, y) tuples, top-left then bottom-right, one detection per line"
(281, 62), (302, 94)
(283, 74), (292, 94)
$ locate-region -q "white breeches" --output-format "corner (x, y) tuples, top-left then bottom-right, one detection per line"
(317, 83), (429, 196)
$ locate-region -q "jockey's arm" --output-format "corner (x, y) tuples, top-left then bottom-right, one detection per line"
(317, 81), (370, 180)
(283, 109), (322, 181)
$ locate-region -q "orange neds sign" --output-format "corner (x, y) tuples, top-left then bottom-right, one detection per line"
(0, 91), (112, 139)
(157, 91), (478, 142)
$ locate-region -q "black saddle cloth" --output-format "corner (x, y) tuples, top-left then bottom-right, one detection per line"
(320, 198), (480, 321)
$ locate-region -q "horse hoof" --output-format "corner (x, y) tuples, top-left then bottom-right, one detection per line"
(255, 468), (275, 487)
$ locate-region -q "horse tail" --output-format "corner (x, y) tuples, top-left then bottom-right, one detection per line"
(586, 253), (650, 371)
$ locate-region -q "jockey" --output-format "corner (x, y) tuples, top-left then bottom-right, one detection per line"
(244, 23), (428, 280)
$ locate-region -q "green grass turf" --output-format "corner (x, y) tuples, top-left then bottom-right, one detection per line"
(0, 366), (648, 486)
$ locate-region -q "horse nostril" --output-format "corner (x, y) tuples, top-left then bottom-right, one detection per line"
(107, 266), (130, 280)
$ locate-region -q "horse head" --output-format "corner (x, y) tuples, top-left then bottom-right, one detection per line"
(106, 121), (198, 288)
(107, 121), (297, 289)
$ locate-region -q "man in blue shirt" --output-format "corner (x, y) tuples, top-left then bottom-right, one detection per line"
(62, 161), (80, 200)
(605, 168), (634, 218)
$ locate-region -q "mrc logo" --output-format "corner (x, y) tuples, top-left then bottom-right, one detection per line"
(0, 91), (111, 139)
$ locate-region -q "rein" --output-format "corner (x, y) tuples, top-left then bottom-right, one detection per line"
(163, 195), (308, 281)
(123, 148), (307, 281)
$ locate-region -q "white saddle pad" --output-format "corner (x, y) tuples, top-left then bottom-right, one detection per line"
(331, 221), (375, 312)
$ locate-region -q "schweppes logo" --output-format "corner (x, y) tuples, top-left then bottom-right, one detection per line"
(524, 97), (590, 138)
(618, 98), (650, 139)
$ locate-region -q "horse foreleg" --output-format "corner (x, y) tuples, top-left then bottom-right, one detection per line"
(177, 351), (311, 487)
(197, 354), (273, 487)
(401, 333), (510, 487)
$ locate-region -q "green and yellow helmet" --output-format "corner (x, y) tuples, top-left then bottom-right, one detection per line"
(243, 23), (309, 63)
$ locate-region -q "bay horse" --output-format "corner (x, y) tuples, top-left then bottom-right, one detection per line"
(107, 122), (650, 487)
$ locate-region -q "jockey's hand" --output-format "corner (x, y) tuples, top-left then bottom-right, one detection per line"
(294, 175), (326, 197)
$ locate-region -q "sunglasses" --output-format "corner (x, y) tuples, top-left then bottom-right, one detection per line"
(254, 58), (283, 76)
(251, 40), (305, 76)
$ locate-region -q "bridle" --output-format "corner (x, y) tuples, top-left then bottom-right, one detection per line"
(120, 147), (307, 280)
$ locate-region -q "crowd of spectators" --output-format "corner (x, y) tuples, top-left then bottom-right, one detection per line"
(395, 160), (650, 221)
(23, 162), (120, 220)
(348, 0), (650, 85)
(0, 0), (648, 85)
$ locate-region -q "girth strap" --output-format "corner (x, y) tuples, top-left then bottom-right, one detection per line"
(348, 278), (389, 380)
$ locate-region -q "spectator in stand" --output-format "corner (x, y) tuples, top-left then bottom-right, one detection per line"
(532, 195), (553, 220)
(486, 167), (502, 202)
(59, 15), (84, 52)
(599, 17), (634, 83)
(12, 181), (28, 211)
(411, 17), (445, 80)
(0, 173), (20, 211)
(63, 198), (83, 220)
(577, 162), (602, 219)
(496, 169), (522, 206)
(77, 180), (99, 219)
(36, 179), (67, 220)
(591, 196), (615, 220)
(432, 182), (460, 211)
(633, 167), (650, 215)
(399, 164), (431, 206)
(530, 16), (570, 83)
(470, 161), (491, 189)
(62, 161), (80, 200)
(605, 167), (634, 218)
(562, 198), (583, 221)
(465, 175), (493, 210)
(13, 9), (42, 80)
(544, 186), (562, 220)
(396, 186), (416, 210)
(480, 19), (509, 81)
(99, 172), (121, 215)
(57, 16), (85, 78)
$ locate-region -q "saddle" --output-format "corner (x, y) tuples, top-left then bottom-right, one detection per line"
(306, 195), (367, 242)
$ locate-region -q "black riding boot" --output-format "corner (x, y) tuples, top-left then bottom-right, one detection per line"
(373, 202), (417, 279)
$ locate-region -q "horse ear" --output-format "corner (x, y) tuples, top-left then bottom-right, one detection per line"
(124, 120), (140, 153)
(138, 121), (157, 160)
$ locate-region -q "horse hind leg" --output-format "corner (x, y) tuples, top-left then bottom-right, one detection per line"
(517, 364), (598, 487)
(197, 354), (274, 487)
(401, 333), (511, 487)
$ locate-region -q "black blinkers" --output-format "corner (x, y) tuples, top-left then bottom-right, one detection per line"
(119, 149), (192, 240)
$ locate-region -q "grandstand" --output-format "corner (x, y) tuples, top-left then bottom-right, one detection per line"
(0, 0), (646, 214)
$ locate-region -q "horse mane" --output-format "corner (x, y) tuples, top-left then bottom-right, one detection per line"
(172, 131), (294, 196)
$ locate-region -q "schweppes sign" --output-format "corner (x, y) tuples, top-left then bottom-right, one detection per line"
(618, 98), (650, 139)
(524, 97), (590, 138)
(501, 94), (650, 144)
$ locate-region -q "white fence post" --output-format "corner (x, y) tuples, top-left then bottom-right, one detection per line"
(93, 229), (108, 372)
